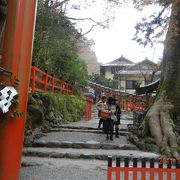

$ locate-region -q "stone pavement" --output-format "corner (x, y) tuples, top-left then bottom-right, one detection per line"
(21, 108), (160, 180)
(21, 157), (107, 180)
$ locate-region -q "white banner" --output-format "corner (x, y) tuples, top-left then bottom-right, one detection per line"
(0, 86), (18, 113)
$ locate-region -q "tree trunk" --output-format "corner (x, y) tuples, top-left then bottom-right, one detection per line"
(143, 0), (180, 158)
(0, 0), (7, 54)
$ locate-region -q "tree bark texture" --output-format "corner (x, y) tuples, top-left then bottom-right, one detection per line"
(144, 0), (180, 158)
(162, 0), (180, 113)
(0, 0), (7, 53)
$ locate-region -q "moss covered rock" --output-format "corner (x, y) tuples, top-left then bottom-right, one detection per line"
(24, 92), (86, 146)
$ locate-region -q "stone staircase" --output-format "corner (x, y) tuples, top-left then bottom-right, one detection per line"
(21, 108), (160, 180)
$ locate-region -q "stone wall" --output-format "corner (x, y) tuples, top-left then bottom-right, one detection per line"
(24, 92), (85, 146)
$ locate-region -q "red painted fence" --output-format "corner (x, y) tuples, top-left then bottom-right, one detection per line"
(85, 97), (93, 121)
(108, 156), (180, 180)
(90, 82), (145, 112)
(30, 65), (73, 94)
(29, 67), (145, 122)
(29, 65), (94, 121)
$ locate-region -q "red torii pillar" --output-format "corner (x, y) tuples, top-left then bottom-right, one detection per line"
(0, 1), (37, 179)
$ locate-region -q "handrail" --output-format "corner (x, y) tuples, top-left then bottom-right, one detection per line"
(30, 65), (73, 95)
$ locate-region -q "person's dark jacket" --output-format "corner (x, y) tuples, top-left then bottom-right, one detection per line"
(115, 105), (121, 120)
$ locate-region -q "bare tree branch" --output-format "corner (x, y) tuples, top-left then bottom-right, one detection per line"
(66, 16), (109, 28)
(64, 15), (111, 36)
(50, 1), (111, 36)
(133, 5), (170, 46)
(81, 24), (98, 36)
(52, 0), (71, 8)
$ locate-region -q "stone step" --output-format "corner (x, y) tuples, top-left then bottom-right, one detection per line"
(51, 125), (128, 132)
(51, 125), (101, 130)
(21, 156), (170, 180)
(33, 140), (138, 150)
(23, 147), (160, 161)
(21, 157), (107, 180)
(48, 128), (130, 136)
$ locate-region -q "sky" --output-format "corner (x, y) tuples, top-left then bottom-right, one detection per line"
(67, 0), (166, 64)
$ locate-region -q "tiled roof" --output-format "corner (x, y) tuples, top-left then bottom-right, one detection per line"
(118, 70), (161, 75)
(127, 59), (157, 70)
(101, 56), (135, 67)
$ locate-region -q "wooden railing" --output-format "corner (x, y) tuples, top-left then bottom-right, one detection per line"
(30, 65), (73, 94)
(89, 82), (145, 112)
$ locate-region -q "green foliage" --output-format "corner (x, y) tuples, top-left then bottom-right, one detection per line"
(33, 0), (88, 85)
(89, 74), (118, 89)
(65, 95), (86, 122)
(43, 92), (86, 122)
(44, 93), (64, 111)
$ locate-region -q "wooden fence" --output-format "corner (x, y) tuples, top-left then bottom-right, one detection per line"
(30, 65), (73, 95)
(107, 156), (180, 180)
(90, 82), (145, 112)
(85, 97), (93, 121)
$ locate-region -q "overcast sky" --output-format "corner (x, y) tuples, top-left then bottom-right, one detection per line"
(67, 1), (165, 64)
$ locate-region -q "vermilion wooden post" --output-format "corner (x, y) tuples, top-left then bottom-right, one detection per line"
(85, 98), (91, 121)
(59, 80), (63, 93)
(0, 0), (37, 179)
(176, 159), (180, 180)
(116, 157), (120, 180)
(107, 156), (112, 180)
(90, 98), (93, 120)
(44, 70), (48, 92)
(133, 158), (138, 180)
(88, 100), (90, 120)
(85, 98), (88, 120)
(126, 102), (129, 112)
(31, 65), (36, 93)
(52, 76), (55, 94)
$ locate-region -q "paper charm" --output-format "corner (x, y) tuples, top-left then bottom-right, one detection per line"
(0, 86), (18, 113)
